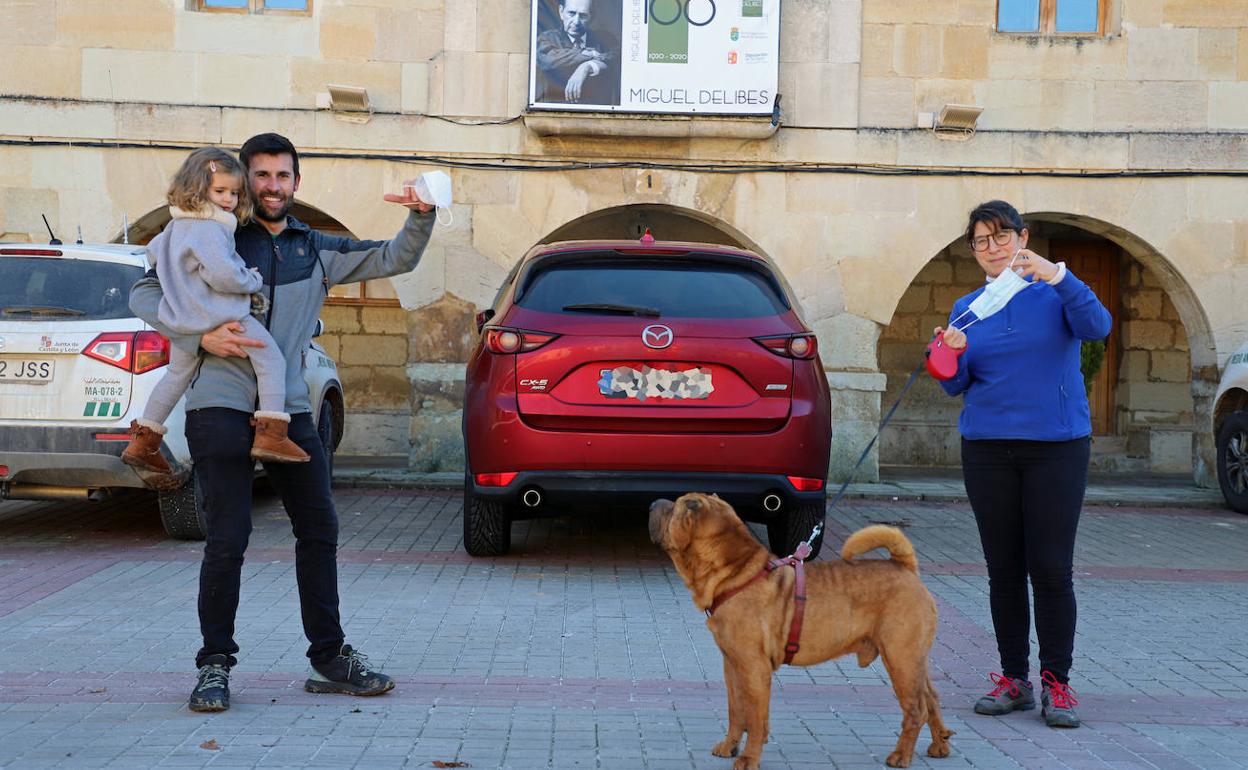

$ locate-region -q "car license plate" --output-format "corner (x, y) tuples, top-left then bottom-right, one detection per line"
(598, 365), (713, 401)
(0, 358), (55, 383)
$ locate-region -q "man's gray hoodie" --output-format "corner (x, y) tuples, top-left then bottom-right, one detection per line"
(149, 205), (262, 335)
(131, 209), (436, 416)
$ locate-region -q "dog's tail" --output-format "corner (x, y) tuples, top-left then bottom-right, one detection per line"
(840, 525), (919, 574)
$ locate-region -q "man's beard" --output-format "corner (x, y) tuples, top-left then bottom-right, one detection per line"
(253, 193), (293, 223)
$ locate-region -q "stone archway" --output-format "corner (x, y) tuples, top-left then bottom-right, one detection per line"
(114, 200), (359, 246)
(540, 203), (767, 255)
(878, 212), (1216, 486)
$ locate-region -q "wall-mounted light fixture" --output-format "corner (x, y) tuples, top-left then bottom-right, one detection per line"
(933, 103), (983, 139)
(324, 84), (371, 123)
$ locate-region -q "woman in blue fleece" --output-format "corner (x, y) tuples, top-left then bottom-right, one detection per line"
(934, 200), (1111, 729)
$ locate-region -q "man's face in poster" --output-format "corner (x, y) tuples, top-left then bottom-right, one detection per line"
(559, 0), (594, 42)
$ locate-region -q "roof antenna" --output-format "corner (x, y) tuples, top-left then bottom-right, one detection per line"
(76, 225), (84, 245)
(122, 213), (129, 245)
(42, 214), (61, 245)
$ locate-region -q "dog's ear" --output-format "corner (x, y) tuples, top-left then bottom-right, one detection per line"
(685, 496), (702, 512)
(669, 495), (703, 550)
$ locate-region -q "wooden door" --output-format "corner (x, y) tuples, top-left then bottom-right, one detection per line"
(1050, 240), (1119, 435)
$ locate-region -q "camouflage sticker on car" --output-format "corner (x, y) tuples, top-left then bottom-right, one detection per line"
(598, 365), (713, 401)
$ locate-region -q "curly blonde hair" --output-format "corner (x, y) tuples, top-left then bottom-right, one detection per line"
(167, 147), (253, 224)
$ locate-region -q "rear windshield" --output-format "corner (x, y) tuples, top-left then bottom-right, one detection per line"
(518, 258), (789, 318)
(0, 257), (143, 321)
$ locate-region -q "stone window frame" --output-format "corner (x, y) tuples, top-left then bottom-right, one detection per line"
(191, 0), (312, 16)
(996, 0), (1110, 37)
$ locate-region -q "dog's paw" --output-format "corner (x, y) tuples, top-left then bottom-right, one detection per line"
(885, 750), (911, 768)
(731, 756), (760, 770)
(927, 740), (951, 758)
(711, 739), (739, 758)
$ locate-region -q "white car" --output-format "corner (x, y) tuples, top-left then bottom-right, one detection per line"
(0, 242), (344, 539)
(1213, 340), (1248, 514)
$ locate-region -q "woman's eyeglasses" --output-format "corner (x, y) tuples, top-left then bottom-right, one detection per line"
(970, 230), (1016, 252)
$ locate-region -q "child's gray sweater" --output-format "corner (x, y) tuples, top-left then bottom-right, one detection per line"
(149, 205), (262, 335)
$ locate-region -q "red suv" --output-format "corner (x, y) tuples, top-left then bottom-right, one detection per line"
(462, 236), (831, 557)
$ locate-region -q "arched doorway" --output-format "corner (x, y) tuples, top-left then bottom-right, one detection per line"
(878, 213), (1215, 483)
(540, 203), (764, 253)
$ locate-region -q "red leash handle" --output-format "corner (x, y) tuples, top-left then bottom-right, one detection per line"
(925, 330), (966, 381)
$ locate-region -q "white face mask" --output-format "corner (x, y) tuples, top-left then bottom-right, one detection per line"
(951, 252), (1033, 331)
(406, 170), (454, 226)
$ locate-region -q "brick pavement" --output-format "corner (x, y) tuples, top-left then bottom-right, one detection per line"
(0, 487), (1246, 769)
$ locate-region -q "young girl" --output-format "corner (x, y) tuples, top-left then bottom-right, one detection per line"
(122, 147), (308, 482)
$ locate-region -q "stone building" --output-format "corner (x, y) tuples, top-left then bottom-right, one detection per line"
(1, 0), (1245, 485)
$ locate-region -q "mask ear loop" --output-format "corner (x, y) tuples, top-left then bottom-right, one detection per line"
(435, 207), (454, 227)
(949, 307), (978, 334)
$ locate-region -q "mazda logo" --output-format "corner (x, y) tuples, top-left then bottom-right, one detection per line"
(642, 324), (673, 349)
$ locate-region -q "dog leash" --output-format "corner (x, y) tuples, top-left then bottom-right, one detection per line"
(792, 356), (930, 559)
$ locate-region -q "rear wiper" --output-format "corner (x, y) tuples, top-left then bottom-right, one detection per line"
(561, 303), (661, 317)
(1, 305), (86, 317)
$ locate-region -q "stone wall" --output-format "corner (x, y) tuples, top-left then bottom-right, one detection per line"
(1117, 262), (1195, 472)
(319, 304), (412, 458)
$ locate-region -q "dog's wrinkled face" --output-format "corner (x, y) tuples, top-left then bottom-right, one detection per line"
(649, 493), (731, 553)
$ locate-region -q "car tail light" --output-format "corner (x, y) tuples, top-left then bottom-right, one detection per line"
(754, 333), (818, 360)
(787, 475), (825, 492)
(475, 472), (518, 487)
(0, 465), (9, 478)
(484, 326), (559, 354)
(83, 331), (170, 373)
(0, 248), (63, 256)
(132, 331), (170, 373)
(94, 433), (131, 441)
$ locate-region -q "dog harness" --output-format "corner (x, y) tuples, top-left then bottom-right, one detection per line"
(706, 543), (811, 665)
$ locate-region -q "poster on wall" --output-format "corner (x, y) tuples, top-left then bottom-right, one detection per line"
(528, 0), (781, 115)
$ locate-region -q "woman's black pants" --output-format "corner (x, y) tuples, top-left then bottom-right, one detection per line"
(961, 436), (1091, 684)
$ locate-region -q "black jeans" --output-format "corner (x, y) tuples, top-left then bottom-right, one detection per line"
(186, 408), (344, 668)
(961, 436), (1091, 684)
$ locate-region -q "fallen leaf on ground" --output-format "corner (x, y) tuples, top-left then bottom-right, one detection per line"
(431, 762), (471, 768)
(200, 740), (219, 751)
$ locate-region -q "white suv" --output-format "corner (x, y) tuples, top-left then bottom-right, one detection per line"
(0, 243), (344, 538)
(1213, 341), (1248, 514)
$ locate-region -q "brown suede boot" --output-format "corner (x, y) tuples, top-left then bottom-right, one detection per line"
(250, 412), (311, 463)
(121, 419), (174, 475)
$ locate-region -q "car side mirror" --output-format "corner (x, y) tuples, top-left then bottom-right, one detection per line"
(313, 318), (325, 338)
(475, 308), (495, 333)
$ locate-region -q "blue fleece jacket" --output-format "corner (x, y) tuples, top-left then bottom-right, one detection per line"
(939, 271), (1112, 441)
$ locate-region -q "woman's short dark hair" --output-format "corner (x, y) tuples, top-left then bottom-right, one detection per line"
(965, 200), (1026, 243)
(239, 132), (300, 178)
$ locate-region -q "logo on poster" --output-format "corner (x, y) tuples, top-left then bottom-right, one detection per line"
(728, 51), (738, 64)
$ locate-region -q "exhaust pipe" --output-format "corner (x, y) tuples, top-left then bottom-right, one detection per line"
(521, 488), (542, 508)
(3, 483), (94, 501)
(762, 493), (782, 512)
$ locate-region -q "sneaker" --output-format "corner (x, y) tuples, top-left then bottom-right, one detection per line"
(189, 655), (231, 712)
(304, 645), (394, 696)
(1040, 670), (1081, 728)
(973, 672), (1035, 715)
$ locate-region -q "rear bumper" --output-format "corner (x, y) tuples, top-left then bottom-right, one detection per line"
(471, 470), (825, 520)
(0, 426), (185, 492)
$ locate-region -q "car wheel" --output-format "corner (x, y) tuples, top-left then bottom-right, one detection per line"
(317, 396), (337, 480)
(462, 475), (512, 556)
(158, 470), (207, 540)
(1217, 410), (1248, 514)
(766, 502), (826, 560)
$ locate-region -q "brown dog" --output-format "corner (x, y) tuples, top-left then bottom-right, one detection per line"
(649, 493), (952, 769)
